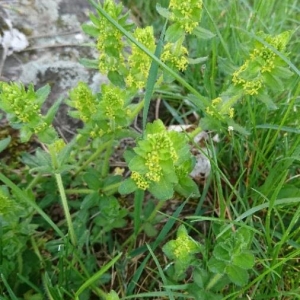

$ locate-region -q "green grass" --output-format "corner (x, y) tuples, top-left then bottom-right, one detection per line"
(0, 0), (299, 299)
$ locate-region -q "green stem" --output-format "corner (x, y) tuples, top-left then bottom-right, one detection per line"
(134, 189), (144, 236)
(25, 173), (42, 191)
(101, 140), (113, 178)
(65, 188), (94, 195)
(73, 141), (111, 177)
(55, 173), (77, 247)
(206, 273), (224, 291)
(102, 182), (122, 194)
(31, 236), (44, 265)
(65, 182), (121, 196)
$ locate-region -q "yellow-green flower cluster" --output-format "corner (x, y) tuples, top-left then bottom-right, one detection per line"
(126, 26), (156, 90)
(144, 152), (161, 181)
(161, 42), (189, 71)
(0, 82), (41, 124)
(90, 124), (106, 138)
(69, 82), (129, 138)
(0, 82), (51, 136)
(131, 171), (149, 190)
(169, 0), (203, 34)
(69, 82), (97, 122)
(232, 31), (290, 95)
(131, 131), (178, 190)
(96, 0), (125, 73)
(163, 224), (200, 262)
(173, 233), (196, 259)
(148, 132), (178, 162)
(101, 84), (125, 120)
(206, 97), (234, 119)
(49, 139), (66, 154)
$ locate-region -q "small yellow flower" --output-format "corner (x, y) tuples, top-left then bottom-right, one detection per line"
(114, 167), (125, 176)
(131, 171), (149, 190)
(161, 42), (189, 71)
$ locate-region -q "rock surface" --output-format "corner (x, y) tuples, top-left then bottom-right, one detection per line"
(0, 0), (108, 139)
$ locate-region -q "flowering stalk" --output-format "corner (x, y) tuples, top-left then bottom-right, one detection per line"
(49, 140), (77, 246)
(232, 31), (291, 96)
(119, 119), (199, 200)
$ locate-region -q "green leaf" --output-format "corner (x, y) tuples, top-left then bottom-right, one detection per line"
(35, 84), (51, 105)
(225, 265), (249, 286)
(192, 26), (216, 40)
(272, 65), (294, 78)
(79, 58), (99, 69)
(207, 257), (226, 274)
(232, 252), (255, 270)
(189, 287), (223, 300)
(89, 12), (101, 27)
(118, 178), (137, 195)
(156, 3), (171, 19)
(257, 92), (278, 110)
(278, 184), (300, 198)
(142, 21), (166, 130)
(22, 148), (51, 169)
(81, 23), (99, 37)
(263, 72), (284, 91)
(128, 156), (147, 173)
(19, 126), (33, 142)
(57, 138), (76, 166)
(108, 71), (126, 88)
(0, 136), (11, 153)
(165, 23), (185, 43)
(235, 227), (253, 247)
(143, 222), (158, 237)
(74, 253), (123, 298)
(106, 290), (120, 300)
(227, 119), (250, 135)
(213, 244), (231, 262)
(188, 56), (208, 65)
(1, 273), (19, 300)
(175, 176), (200, 198)
(193, 268), (209, 289)
(44, 97), (63, 124)
(81, 192), (100, 209)
(149, 177), (174, 200)
(37, 126), (58, 144)
(144, 119), (165, 134)
(123, 149), (136, 164)
(83, 170), (102, 190)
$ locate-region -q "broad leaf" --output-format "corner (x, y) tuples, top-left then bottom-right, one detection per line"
(79, 58), (99, 69)
(232, 252), (255, 270)
(207, 257), (226, 274)
(149, 177), (174, 200)
(0, 136), (11, 153)
(193, 26), (216, 39)
(165, 23), (185, 43)
(226, 265), (249, 286)
(35, 84), (51, 105)
(213, 244), (231, 262)
(156, 3), (171, 19)
(118, 178), (137, 195)
(81, 23), (99, 37)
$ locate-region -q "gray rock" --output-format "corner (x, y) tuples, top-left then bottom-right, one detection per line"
(0, 0), (109, 140)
